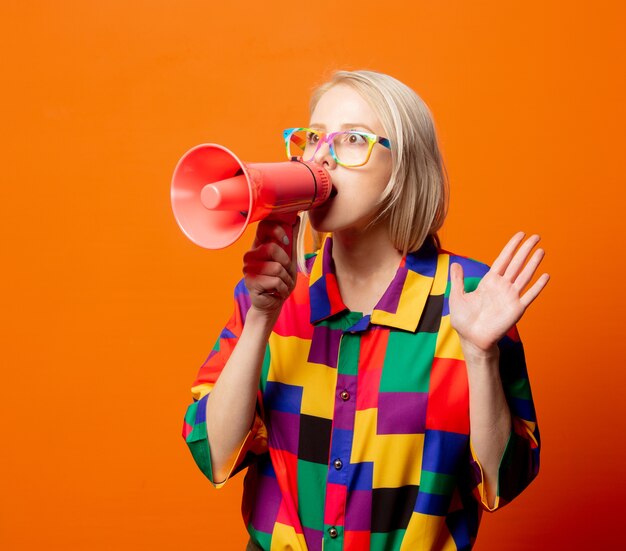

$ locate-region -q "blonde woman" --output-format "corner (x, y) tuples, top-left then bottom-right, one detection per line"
(182, 70), (548, 551)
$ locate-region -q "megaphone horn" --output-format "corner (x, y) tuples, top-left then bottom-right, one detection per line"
(171, 144), (332, 249)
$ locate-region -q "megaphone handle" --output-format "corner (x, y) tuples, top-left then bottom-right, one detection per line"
(267, 212), (299, 258)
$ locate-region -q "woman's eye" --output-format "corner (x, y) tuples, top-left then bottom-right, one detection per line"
(306, 132), (320, 144)
(347, 132), (367, 145)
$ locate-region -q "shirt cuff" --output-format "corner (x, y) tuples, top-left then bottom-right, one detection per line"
(183, 394), (267, 488)
(468, 428), (513, 512)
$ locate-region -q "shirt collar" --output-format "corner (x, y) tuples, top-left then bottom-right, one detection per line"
(308, 234), (440, 332)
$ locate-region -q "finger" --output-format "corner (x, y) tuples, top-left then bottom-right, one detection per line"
(244, 241), (292, 271)
(261, 241), (292, 270)
(253, 220), (291, 248)
(513, 247), (545, 291)
(490, 231), (526, 276)
(244, 258), (293, 280)
(503, 234), (541, 281)
(248, 274), (290, 299)
(449, 262), (465, 299)
(243, 260), (295, 290)
(520, 273), (550, 308)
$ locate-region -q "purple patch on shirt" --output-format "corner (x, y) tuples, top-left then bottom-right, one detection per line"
(345, 489), (372, 531)
(377, 392), (428, 434)
(305, 254), (317, 273)
(322, 237), (335, 273)
(308, 324), (342, 368)
(374, 267), (407, 314)
(249, 473), (282, 533)
(333, 374), (357, 430)
(303, 526), (324, 551)
(236, 288), (253, 325)
(267, 409), (300, 455)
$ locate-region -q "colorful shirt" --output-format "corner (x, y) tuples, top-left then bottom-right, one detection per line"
(183, 235), (540, 551)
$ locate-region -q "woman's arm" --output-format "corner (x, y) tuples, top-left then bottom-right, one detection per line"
(462, 343), (511, 509)
(205, 308), (277, 483)
(205, 218), (300, 483)
(450, 232), (548, 509)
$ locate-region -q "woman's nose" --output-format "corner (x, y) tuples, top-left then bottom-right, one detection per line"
(312, 140), (336, 168)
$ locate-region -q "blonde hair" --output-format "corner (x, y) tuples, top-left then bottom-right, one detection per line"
(296, 70), (449, 274)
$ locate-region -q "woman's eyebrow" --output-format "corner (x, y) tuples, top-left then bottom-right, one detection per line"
(340, 123), (375, 132)
(307, 123), (376, 132)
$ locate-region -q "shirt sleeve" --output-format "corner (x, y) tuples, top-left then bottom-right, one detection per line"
(468, 325), (541, 512)
(181, 279), (269, 489)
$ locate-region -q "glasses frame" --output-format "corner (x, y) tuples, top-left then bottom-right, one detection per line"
(283, 127), (391, 168)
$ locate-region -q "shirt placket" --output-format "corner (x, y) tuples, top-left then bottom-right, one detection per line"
(322, 318), (362, 551)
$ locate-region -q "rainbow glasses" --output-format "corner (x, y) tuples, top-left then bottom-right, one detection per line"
(283, 127), (391, 168)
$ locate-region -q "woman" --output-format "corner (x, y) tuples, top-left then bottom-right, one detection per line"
(182, 70), (548, 550)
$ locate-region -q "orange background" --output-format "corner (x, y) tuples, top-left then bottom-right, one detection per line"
(1, 1), (624, 549)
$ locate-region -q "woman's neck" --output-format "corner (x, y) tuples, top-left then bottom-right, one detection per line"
(330, 222), (403, 313)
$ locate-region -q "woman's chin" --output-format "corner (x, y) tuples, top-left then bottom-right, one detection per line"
(308, 200), (335, 231)
(308, 214), (331, 233)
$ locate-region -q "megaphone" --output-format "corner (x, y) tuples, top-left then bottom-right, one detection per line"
(171, 143), (332, 249)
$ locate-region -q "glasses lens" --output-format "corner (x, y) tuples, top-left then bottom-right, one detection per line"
(332, 132), (372, 166)
(287, 129), (321, 161)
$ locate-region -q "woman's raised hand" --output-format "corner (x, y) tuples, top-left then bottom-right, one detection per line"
(243, 217), (301, 319)
(449, 232), (550, 354)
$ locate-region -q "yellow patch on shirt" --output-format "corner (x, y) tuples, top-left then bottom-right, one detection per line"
(268, 333), (337, 419)
(351, 408), (425, 487)
(434, 316), (464, 360)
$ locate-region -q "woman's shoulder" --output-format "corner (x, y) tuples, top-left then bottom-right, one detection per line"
(405, 237), (491, 281)
(438, 248), (491, 279)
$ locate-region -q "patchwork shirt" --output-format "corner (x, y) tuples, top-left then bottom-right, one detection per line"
(183, 235), (540, 550)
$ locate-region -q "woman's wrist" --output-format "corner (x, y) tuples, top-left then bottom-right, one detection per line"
(245, 305), (281, 336)
(459, 338), (500, 366)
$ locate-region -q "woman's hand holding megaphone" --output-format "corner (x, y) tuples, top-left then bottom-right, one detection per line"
(243, 215), (301, 320)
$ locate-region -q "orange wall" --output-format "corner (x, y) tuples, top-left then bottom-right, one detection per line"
(1, 1), (624, 549)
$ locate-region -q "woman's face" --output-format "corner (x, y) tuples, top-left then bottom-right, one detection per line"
(306, 84), (393, 234)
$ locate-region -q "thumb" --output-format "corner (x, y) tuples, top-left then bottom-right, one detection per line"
(450, 262), (465, 300)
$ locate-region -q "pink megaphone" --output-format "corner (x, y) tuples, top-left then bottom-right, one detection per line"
(171, 144), (332, 249)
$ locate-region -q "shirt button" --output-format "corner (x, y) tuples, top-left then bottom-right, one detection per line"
(333, 458), (343, 470)
(329, 527), (338, 538)
(340, 390), (350, 401)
